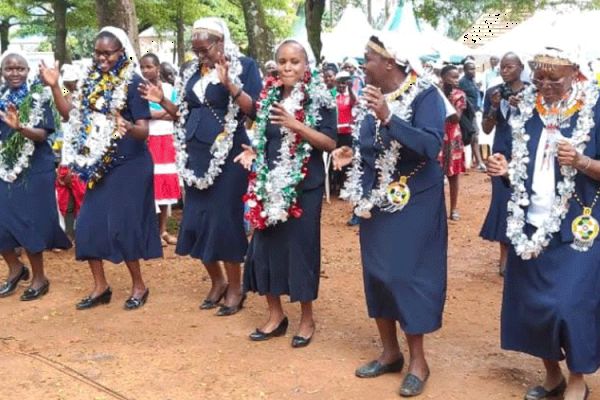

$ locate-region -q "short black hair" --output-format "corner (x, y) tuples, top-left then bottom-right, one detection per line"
(275, 40), (309, 64)
(95, 30), (123, 49)
(440, 64), (457, 77)
(322, 62), (338, 74)
(141, 52), (160, 66)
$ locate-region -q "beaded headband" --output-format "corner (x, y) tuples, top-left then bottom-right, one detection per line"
(367, 40), (408, 68)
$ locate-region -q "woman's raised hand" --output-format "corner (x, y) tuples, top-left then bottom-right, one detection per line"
(332, 145), (354, 170)
(486, 153), (508, 177)
(39, 60), (61, 88)
(234, 144), (257, 170)
(0, 104), (21, 131)
(138, 81), (164, 103)
(362, 85), (390, 122)
(270, 103), (299, 131)
(215, 54), (230, 87)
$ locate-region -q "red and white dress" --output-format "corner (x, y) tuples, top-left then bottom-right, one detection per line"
(148, 82), (181, 206)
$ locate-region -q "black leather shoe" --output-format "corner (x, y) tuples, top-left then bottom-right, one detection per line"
(355, 355), (404, 378)
(199, 285), (228, 310)
(0, 266), (30, 297)
(124, 289), (149, 310)
(216, 293), (247, 317)
(291, 333), (313, 348)
(524, 379), (567, 400)
(399, 371), (430, 397)
(20, 280), (49, 301)
(76, 287), (112, 310)
(249, 317), (289, 341)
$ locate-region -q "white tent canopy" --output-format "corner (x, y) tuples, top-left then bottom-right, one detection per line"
(321, 6), (373, 62)
(475, 8), (600, 61)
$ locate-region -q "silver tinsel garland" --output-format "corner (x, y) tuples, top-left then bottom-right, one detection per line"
(340, 74), (433, 218)
(0, 84), (52, 182)
(507, 81), (599, 259)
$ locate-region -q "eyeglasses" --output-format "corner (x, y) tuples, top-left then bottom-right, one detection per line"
(94, 47), (123, 59)
(532, 76), (568, 90)
(193, 42), (216, 57)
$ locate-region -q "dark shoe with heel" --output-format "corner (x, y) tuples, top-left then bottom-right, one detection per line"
(0, 266), (30, 297)
(199, 285), (228, 310)
(355, 355), (405, 378)
(399, 371), (430, 397)
(291, 332), (314, 348)
(249, 317), (289, 341)
(124, 289), (149, 310)
(76, 287), (112, 310)
(20, 280), (49, 301)
(524, 379), (566, 400)
(216, 293), (247, 316)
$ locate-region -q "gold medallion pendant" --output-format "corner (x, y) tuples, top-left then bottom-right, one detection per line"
(571, 207), (600, 252)
(385, 176), (411, 211)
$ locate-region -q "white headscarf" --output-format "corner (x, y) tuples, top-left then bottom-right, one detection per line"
(274, 38), (316, 68)
(193, 17), (233, 46)
(371, 31), (424, 76)
(98, 26), (139, 74)
(0, 49), (29, 69)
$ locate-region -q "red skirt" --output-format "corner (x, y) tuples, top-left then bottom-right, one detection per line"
(147, 134), (181, 204)
(439, 121), (466, 177)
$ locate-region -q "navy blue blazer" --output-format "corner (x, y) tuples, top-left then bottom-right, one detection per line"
(359, 85), (446, 197)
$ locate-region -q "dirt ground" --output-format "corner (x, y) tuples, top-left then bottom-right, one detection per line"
(1, 170), (597, 400)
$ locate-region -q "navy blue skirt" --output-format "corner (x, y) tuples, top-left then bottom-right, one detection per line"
(0, 169), (71, 253)
(244, 186), (324, 302)
(480, 177), (510, 243)
(359, 183), (447, 334)
(176, 139), (249, 263)
(502, 225), (600, 373)
(75, 153), (163, 263)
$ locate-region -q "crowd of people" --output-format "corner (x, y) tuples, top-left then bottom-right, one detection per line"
(0, 17), (599, 400)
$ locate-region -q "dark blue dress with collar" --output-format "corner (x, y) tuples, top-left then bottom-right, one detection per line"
(502, 95), (600, 374)
(480, 84), (513, 244)
(358, 85), (448, 334)
(244, 106), (337, 302)
(75, 73), (163, 263)
(0, 101), (71, 253)
(175, 56), (262, 263)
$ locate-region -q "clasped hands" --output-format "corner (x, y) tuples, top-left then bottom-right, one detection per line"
(487, 140), (588, 177)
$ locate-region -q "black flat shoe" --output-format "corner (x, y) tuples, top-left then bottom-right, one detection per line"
(76, 287), (112, 310)
(355, 355), (405, 378)
(524, 379), (566, 400)
(249, 317), (289, 341)
(0, 266), (29, 297)
(199, 285), (228, 310)
(124, 289), (149, 310)
(20, 280), (49, 301)
(291, 332), (314, 348)
(399, 371), (430, 397)
(216, 293), (247, 317)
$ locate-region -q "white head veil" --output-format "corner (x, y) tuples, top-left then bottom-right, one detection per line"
(369, 31), (424, 76)
(98, 26), (139, 74)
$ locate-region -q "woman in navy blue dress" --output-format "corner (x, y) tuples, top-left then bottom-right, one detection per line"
(235, 39), (337, 347)
(0, 52), (71, 301)
(333, 34), (447, 397)
(480, 52), (527, 276)
(140, 17), (262, 315)
(488, 49), (600, 400)
(40, 27), (162, 310)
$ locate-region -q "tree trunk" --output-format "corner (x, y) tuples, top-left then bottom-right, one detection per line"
(305, 0), (325, 62)
(367, 0), (372, 25)
(175, 2), (185, 66)
(95, 0), (141, 57)
(0, 19), (9, 54)
(240, 0), (274, 68)
(54, 0), (70, 66)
